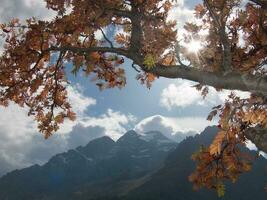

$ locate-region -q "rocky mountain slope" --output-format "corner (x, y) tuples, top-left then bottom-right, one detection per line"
(0, 130), (177, 200)
(123, 126), (267, 200)
(0, 127), (266, 200)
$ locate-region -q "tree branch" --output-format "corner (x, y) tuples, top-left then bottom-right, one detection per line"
(147, 64), (267, 94)
(99, 27), (114, 48)
(46, 45), (267, 95)
(128, 6), (143, 54)
(112, 9), (132, 18)
(47, 46), (130, 58)
(249, 0), (267, 9)
(204, 0), (232, 73)
(244, 126), (267, 153)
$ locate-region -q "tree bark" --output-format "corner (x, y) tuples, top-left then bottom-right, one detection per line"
(244, 126), (267, 153)
(149, 64), (267, 95)
(250, 0), (267, 9)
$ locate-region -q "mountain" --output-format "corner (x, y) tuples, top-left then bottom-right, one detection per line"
(0, 127), (266, 200)
(123, 126), (267, 200)
(0, 130), (177, 200)
(169, 130), (197, 143)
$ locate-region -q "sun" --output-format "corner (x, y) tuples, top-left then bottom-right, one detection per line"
(186, 40), (202, 53)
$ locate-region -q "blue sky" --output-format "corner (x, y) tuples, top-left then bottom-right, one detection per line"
(0, 0), (252, 176)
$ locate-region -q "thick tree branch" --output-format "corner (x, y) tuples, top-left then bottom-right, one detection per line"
(250, 0), (267, 8)
(46, 45), (267, 95)
(112, 9), (132, 18)
(148, 64), (267, 94)
(244, 126), (267, 153)
(129, 6), (143, 54)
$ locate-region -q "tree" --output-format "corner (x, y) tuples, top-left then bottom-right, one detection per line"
(0, 0), (266, 196)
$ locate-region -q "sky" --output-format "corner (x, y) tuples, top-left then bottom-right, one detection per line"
(0, 0), (251, 176)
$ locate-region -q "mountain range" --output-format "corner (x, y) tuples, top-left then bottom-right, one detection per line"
(0, 126), (266, 200)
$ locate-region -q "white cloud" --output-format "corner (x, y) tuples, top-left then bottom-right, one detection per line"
(58, 85), (136, 140)
(67, 85), (96, 116)
(135, 115), (174, 137)
(81, 109), (137, 140)
(0, 84), (136, 176)
(168, 3), (195, 30)
(160, 82), (200, 109)
(135, 114), (216, 136)
(0, 84), (95, 174)
(160, 80), (250, 110)
(0, 103), (36, 141)
(0, 103), (38, 175)
(52, 85), (97, 134)
(66, 124), (105, 149)
(0, 0), (55, 23)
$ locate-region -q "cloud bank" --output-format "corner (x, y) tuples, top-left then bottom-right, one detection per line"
(0, 0), (55, 23)
(0, 85), (135, 177)
(135, 114), (215, 137)
(160, 80), (250, 110)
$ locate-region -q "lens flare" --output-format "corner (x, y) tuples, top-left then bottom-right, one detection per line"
(186, 40), (202, 53)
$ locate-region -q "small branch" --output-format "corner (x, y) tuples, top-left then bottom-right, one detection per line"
(175, 44), (191, 67)
(47, 46), (130, 58)
(132, 62), (141, 72)
(99, 27), (114, 48)
(204, 0), (232, 74)
(203, 0), (221, 27)
(50, 51), (65, 120)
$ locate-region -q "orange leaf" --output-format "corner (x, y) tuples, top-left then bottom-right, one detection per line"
(209, 131), (225, 156)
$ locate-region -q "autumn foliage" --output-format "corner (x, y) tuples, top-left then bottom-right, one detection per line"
(0, 0), (266, 196)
